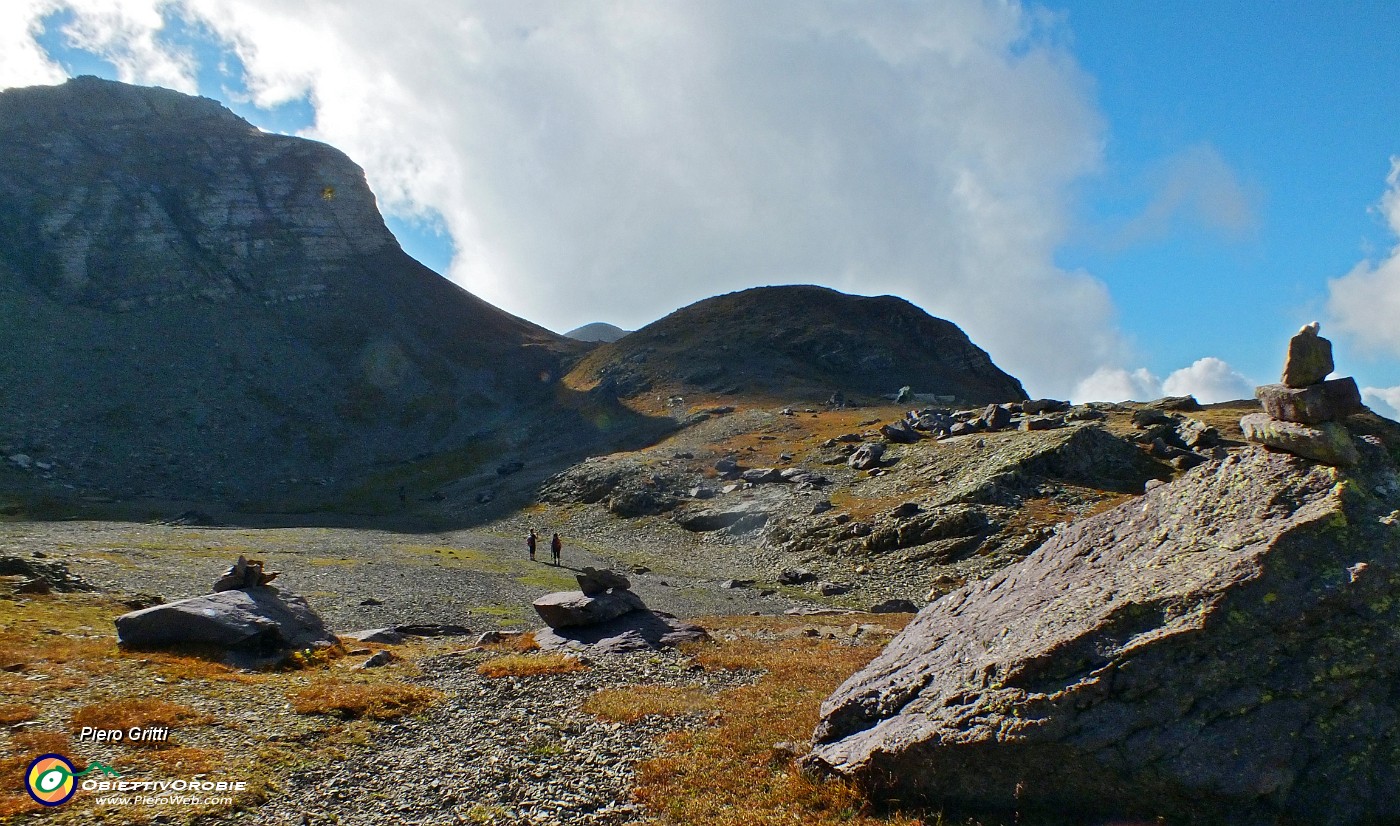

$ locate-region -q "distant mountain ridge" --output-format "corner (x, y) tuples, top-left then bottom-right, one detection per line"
(0, 77), (580, 504)
(566, 285), (1027, 404)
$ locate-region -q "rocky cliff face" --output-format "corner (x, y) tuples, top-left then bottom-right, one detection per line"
(805, 442), (1400, 825)
(0, 77), (579, 504)
(566, 285), (1027, 405)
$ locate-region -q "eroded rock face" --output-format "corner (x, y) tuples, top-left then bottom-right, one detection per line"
(0, 77), (572, 502)
(805, 448), (1400, 825)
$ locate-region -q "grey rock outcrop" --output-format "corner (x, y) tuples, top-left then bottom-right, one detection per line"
(575, 566), (631, 596)
(116, 586), (336, 653)
(0, 555), (95, 592)
(805, 447), (1400, 825)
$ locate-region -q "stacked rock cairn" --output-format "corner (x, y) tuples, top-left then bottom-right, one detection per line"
(1240, 322), (1366, 466)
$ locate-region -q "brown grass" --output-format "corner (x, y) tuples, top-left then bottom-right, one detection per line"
(583, 685), (714, 723)
(288, 680), (442, 720)
(477, 652), (587, 679)
(634, 621), (925, 826)
(0, 703), (38, 726)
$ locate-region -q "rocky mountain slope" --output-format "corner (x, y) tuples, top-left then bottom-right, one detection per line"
(0, 77), (596, 506)
(564, 286), (1028, 404)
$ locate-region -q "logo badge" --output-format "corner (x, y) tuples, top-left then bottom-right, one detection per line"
(25, 754), (77, 806)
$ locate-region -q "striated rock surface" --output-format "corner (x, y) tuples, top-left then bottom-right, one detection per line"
(0, 77), (579, 503)
(806, 447), (1400, 825)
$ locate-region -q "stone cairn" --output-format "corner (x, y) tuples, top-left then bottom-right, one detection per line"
(211, 554), (279, 592)
(1240, 322), (1367, 466)
(531, 566), (707, 653)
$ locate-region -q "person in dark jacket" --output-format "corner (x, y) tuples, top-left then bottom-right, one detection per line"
(526, 529), (537, 562)
(550, 533), (562, 566)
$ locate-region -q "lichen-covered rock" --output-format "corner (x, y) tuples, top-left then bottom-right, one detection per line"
(1241, 412), (1361, 466)
(805, 448), (1400, 825)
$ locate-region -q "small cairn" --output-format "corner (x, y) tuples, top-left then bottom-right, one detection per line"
(1240, 322), (1366, 466)
(211, 554), (279, 591)
(531, 566), (707, 653)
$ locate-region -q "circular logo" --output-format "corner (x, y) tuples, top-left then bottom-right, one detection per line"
(25, 754), (77, 806)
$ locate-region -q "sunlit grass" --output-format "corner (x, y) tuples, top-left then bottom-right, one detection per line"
(477, 652), (585, 679)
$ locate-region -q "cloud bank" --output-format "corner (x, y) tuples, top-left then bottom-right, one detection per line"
(3, 1), (1241, 399)
(1073, 356), (1253, 404)
(1328, 158), (1400, 359)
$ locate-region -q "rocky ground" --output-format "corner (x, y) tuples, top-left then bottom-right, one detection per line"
(12, 393), (1376, 826)
(205, 648), (759, 826)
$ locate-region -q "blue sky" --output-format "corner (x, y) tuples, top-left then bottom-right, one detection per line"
(3, 2), (1399, 412)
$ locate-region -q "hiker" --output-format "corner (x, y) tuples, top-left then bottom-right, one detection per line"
(526, 529), (537, 562)
(551, 533), (562, 566)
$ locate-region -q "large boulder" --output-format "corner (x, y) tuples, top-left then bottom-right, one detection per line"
(115, 586), (337, 652)
(531, 589), (646, 628)
(805, 447), (1400, 825)
(533, 609), (708, 654)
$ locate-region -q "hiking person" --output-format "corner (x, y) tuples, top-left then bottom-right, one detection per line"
(550, 533), (562, 566)
(526, 529), (537, 562)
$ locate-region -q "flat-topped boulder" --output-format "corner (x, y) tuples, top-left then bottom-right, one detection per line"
(532, 589), (646, 628)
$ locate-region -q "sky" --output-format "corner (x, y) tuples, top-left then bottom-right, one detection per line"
(3, 2), (1400, 414)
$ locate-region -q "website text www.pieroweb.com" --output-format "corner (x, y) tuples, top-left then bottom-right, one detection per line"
(25, 752), (247, 809)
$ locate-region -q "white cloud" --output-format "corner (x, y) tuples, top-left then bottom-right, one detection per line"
(1072, 366), (1161, 404)
(1328, 157), (1400, 357)
(1111, 143), (1258, 247)
(1161, 357), (1253, 404)
(1364, 386), (1400, 421)
(7, 1), (1143, 398)
(1072, 356), (1252, 404)
(0, 1), (67, 88)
